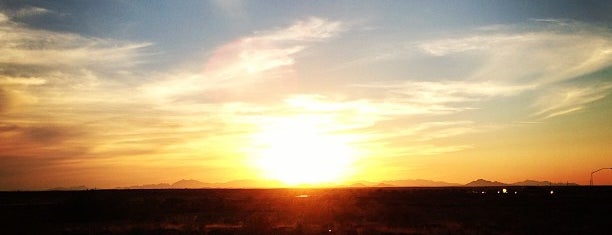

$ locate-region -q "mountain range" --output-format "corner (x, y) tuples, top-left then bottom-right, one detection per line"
(466, 179), (578, 187)
(47, 178), (578, 190)
(116, 179), (286, 189)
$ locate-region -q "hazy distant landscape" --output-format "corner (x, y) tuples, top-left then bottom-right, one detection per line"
(1, 187), (609, 234)
(45, 178), (579, 191)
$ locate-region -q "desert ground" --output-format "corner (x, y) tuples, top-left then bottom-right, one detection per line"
(1, 187), (610, 234)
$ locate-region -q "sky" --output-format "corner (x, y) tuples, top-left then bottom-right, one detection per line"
(1, 0), (611, 190)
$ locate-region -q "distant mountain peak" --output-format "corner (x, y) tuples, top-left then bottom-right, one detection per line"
(465, 179), (507, 186)
(171, 179), (212, 188)
(376, 183), (395, 187)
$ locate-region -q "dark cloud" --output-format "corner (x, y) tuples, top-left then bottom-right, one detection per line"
(0, 88), (9, 113)
(0, 123), (84, 149)
(0, 123), (18, 132)
(0, 154), (85, 190)
(0, 63), (59, 77)
(0, 123), (91, 190)
(22, 126), (66, 143)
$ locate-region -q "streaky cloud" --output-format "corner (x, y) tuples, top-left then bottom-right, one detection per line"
(143, 17), (343, 104)
(415, 20), (612, 120)
(532, 83), (612, 119)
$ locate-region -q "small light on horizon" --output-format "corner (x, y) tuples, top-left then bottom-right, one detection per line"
(295, 194), (309, 198)
(502, 188), (507, 194)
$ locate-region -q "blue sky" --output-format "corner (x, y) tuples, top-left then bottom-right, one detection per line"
(0, 1), (611, 189)
(6, 0), (610, 69)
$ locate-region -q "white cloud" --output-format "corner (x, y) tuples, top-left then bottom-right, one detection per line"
(419, 27), (612, 86)
(533, 83), (612, 119)
(0, 13), (8, 23)
(420, 34), (533, 56)
(0, 10), (151, 114)
(0, 7), (50, 22)
(205, 17), (342, 80)
(0, 76), (46, 86)
(14, 6), (50, 18)
(179, 20), (612, 159)
(0, 20), (151, 67)
(359, 81), (531, 104)
(350, 80), (532, 124)
(144, 17), (343, 104)
(415, 21), (612, 120)
(0, 8), (151, 68)
(260, 17), (343, 41)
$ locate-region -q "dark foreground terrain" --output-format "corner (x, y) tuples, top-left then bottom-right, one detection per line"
(1, 187), (610, 234)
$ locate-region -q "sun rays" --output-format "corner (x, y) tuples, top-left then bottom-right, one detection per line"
(248, 115), (358, 185)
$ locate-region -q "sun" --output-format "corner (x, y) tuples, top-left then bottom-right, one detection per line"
(249, 116), (357, 186)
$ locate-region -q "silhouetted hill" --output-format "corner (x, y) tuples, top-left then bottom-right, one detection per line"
(117, 183), (172, 189)
(466, 179), (507, 186)
(376, 183), (395, 187)
(117, 178), (579, 190)
(48, 186), (89, 191)
(120, 179), (284, 189)
(347, 180), (376, 187)
(172, 179), (212, 188)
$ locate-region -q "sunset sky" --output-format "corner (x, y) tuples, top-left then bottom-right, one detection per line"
(1, 1), (611, 190)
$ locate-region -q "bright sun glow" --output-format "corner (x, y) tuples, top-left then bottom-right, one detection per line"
(250, 116), (357, 186)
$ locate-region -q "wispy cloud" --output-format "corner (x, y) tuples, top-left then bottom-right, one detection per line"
(380, 121), (483, 142)
(0, 18), (151, 67)
(204, 17), (342, 81)
(2, 9), (612, 188)
(0, 14), (352, 188)
(419, 23), (612, 86)
(532, 83), (612, 119)
(0, 6), (51, 21)
(414, 20), (612, 119)
(143, 17), (343, 104)
(356, 81), (531, 104)
(0, 8), (155, 180)
(0, 8), (152, 111)
(13, 6), (50, 18)
(259, 17), (343, 41)
(0, 9), (152, 125)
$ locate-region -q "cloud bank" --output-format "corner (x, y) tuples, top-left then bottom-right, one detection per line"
(1, 9), (611, 189)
